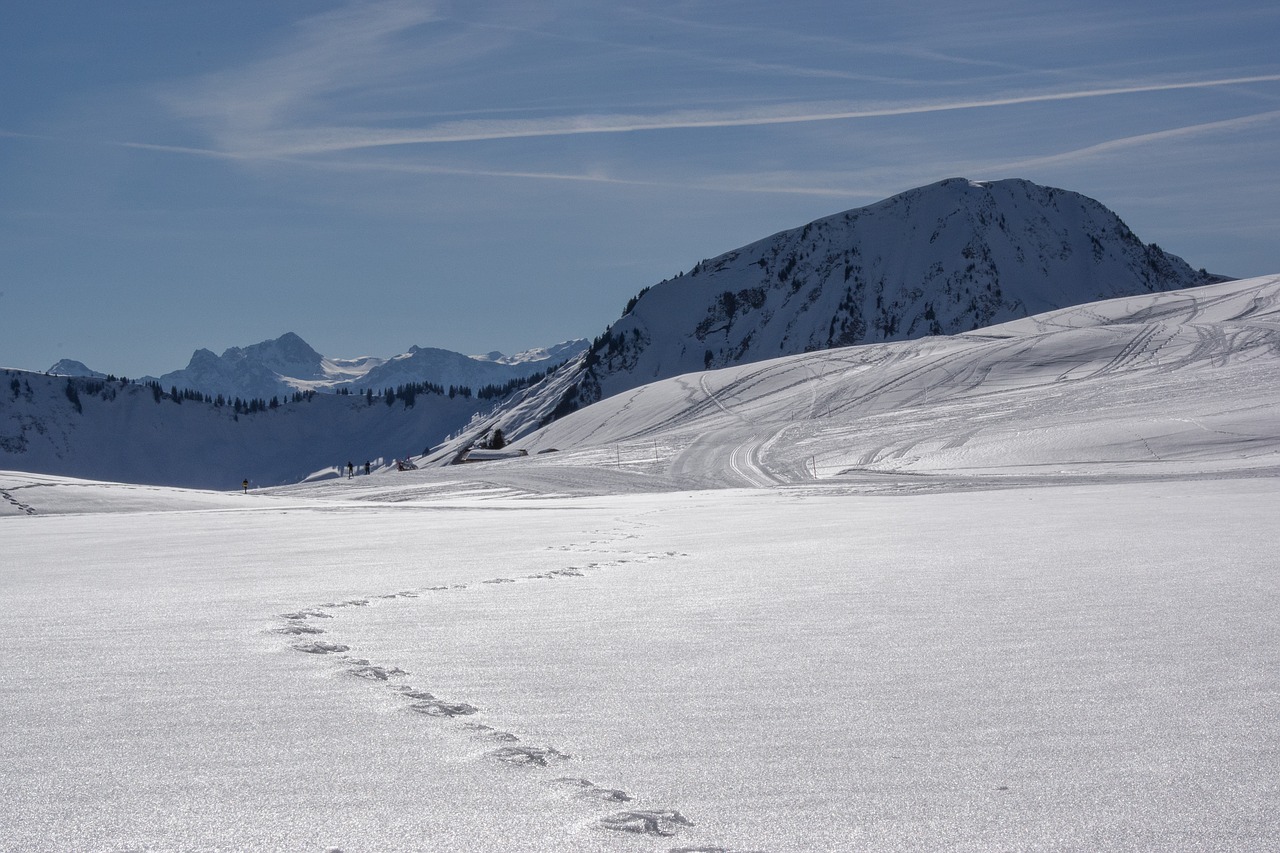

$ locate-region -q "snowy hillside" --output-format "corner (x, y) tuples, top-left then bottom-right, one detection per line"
(3, 275), (1277, 851)
(0, 373), (488, 489)
(133, 332), (588, 401)
(418, 274), (1280, 491)
(528, 178), (1220, 428)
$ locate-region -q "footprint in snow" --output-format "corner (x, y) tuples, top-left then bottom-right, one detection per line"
(553, 777), (632, 803)
(274, 623), (326, 635)
(279, 609), (332, 620)
(489, 745), (570, 767)
(465, 723), (520, 743)
(597, 810), (693, 837)
(482, 577), (516, 584)
(347, 664), (407, 681)
(292, 641), (350, 654)
(408, 698), (480, 718)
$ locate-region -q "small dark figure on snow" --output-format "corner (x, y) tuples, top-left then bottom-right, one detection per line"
(242, 478), (249, 494)
(364, 461), (371, 475)
(346, 461), (354, 479)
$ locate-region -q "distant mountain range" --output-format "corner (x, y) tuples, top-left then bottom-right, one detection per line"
(50, 335), (588, 402)
(462, 177), (1224, 444)
(7, 177), (1232, 488)
(1, 368), (487, 489)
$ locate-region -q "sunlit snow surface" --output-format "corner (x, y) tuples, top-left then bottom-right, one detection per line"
(3, 276), (1279, 851)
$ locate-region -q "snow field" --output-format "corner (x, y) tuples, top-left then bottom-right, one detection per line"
(2, 477), (1277, 851)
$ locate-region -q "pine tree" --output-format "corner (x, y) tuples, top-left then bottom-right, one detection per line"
(64, 379), (82, 414)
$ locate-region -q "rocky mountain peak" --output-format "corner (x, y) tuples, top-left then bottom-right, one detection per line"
(498, 177), (1221, 433)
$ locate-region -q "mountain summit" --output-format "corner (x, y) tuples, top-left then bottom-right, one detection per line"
(148, 333), (587, 400)
(521, 178), (1220, 428)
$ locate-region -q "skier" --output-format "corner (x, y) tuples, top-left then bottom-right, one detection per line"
(364, 461), (371, 475)
(346, 461), (354, 479)
(242, 478), (249, 494)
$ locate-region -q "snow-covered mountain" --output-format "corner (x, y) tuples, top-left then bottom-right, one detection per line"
(10, 177), (1236, 489)
(46, 359), (106, 379)
(470, 340), (591, 366)
(404, 273), (1279, 491)
(0, 371), (488, 489)
(137, 333), (587, 401)
(500, 178), (1221, 435)
(348, 344), (574, 397)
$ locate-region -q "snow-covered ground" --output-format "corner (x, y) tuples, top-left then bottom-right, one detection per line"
(3, 276), (1278, 851)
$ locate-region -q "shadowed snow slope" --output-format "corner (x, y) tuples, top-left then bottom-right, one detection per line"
(0, 375), (487, 490)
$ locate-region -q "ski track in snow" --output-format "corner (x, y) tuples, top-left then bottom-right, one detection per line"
(265, 519), (747, 850)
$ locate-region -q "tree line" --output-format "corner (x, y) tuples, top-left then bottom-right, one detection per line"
(19, 365), (564, 418)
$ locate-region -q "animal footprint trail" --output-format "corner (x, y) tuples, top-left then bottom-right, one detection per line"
(267, 520), (714, 846)
(0, 488), (37, 515)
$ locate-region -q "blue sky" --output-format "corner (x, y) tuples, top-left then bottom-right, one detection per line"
(3, 1), (1278, 377)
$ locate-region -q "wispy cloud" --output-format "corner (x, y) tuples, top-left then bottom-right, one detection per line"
(154, 0), (1280, 166)
(161, 1), (446, 145)
(615, 6), (1028, 73)
(0, 128), (58, 142)
(448, 13), (926, 86)
(993, 109), (1280, 171)
(284, 155), (885, 199)
(216, 74), (1280, 156)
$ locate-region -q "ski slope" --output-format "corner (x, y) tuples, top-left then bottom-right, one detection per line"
(2, 276), (1278, 851)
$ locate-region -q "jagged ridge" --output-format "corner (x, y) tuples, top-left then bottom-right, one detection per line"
(138, 334), (588, 401)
